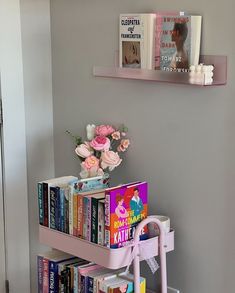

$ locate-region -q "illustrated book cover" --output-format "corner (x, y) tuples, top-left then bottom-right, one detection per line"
(105, 182), (148, 248)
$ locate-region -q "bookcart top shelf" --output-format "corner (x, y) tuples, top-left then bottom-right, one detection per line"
(93, 55), (227, 86)
(39, 225), (174, 270)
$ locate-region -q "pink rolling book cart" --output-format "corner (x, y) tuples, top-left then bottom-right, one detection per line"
(39, 216), (174, 293)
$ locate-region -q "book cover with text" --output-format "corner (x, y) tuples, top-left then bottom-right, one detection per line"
(105, 182), (148, 248)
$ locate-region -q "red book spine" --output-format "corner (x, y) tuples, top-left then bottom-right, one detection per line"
(42, 258), (49, 293)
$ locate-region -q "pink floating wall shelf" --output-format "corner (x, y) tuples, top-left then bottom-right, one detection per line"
(93, 55), (227, 86)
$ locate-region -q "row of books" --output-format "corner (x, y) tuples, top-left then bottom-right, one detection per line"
(119, 12), (202, 72)
(38, 250), (146, 293)
(38, 175), (148, 248)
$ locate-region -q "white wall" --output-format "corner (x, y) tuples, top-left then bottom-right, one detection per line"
(20, 0), (55, 292)
(0, 0), (30, 292)
(50, 0), (235, 292)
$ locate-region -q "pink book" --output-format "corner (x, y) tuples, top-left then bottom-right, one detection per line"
(155, 11), (185, 69)
(42, 258), (49, 293)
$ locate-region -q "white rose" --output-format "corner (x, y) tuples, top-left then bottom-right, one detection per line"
(86, 124), (96, 140)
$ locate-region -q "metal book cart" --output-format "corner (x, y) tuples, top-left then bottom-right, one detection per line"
(39, 216), (174, 293)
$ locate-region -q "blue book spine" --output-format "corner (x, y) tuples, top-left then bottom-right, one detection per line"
(37, 183), (44, 225)
(74, 266), (78, 293)
(56, 187), (61, 231)
(37, 255), (43, 293)
(49, 260), (57, 293)
(60, 188), (65, 233)
(87, 276), (94, 293)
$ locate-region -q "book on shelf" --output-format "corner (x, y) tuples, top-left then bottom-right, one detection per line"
(38, 175), (77, 227)
(38, 251), (146, 293)
(119, 14), (156, 69)
(37, 250), (75, 293)
(159, 14), (202, 72)
(38, 174), (109, 231)
(155, 11), (185, 69)
(69, 174), (110, 237)
(97, 199), (105, 246)
(105, 182), (148, 248)
(118, 272), (146, 293)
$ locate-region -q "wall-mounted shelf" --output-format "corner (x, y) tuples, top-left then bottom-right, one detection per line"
(39, 225), (174, 270)
(93, 55), (227, 86)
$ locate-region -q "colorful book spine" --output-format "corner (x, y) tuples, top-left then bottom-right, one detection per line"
(42, 183), (49, 227)
(60, 188), (65, 233)
(91, 198), (104, 243)
(38, 183), (44, 225)
(69, 185), (74, 235)
(86, 197), (92, 242)
(49, 187), (56, 230)
(64, 187), (70, 234)
(73, 190), (78, 236)
(83, 196), (91, 241)
(49, 260), (58, 293)
(77, 195), (84, 237)
(37, 255), (43, 293)
(42, 257), (49, 293)
(97, 200), (105, 246)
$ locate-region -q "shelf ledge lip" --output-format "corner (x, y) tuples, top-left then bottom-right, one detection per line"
(93, 55), (227, 86)
(39, 225), (174, 270)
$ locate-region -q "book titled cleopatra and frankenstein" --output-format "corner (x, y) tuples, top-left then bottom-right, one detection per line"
(119, 12), (202, 73)
(38, 250), (146, 293)
(38, 174), (148, 248)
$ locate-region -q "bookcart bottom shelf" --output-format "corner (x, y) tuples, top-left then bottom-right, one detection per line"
(39, 216), (174, 293)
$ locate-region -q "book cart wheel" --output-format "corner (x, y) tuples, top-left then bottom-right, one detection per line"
(133, 217), (168, 293)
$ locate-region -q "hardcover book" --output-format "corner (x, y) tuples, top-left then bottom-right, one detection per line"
(159, 15), (202, 72)
(119, 14), (156, 69)
(105, 182), (148, 248)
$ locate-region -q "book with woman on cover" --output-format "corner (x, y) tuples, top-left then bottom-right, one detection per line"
(105, 182), (148, 248)
(159, 15), (202, 72)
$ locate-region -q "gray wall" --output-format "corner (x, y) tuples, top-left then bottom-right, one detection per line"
(20, 1), (55, 292)
(50, 1), (235, 292)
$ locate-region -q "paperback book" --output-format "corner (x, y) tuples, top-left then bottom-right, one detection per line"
(119, 14), (156, 69)
(105, 182), (148, 248)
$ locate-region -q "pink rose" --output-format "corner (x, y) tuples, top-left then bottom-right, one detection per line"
(81, 155), (99, 170)
(117, 144), (126, 152)
(121, 139), (130, 148)
(75, 142), (93, 158)
(95, 125), (115, 136)
(117, 139), (130, 152)
(90, 136), (110, 151)
(111, 131), (121, 140)
(80, 165), (104, 179)
(101, 151), (122, 171)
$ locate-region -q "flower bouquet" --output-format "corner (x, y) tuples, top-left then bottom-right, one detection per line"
(67, 124), (130, 179)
